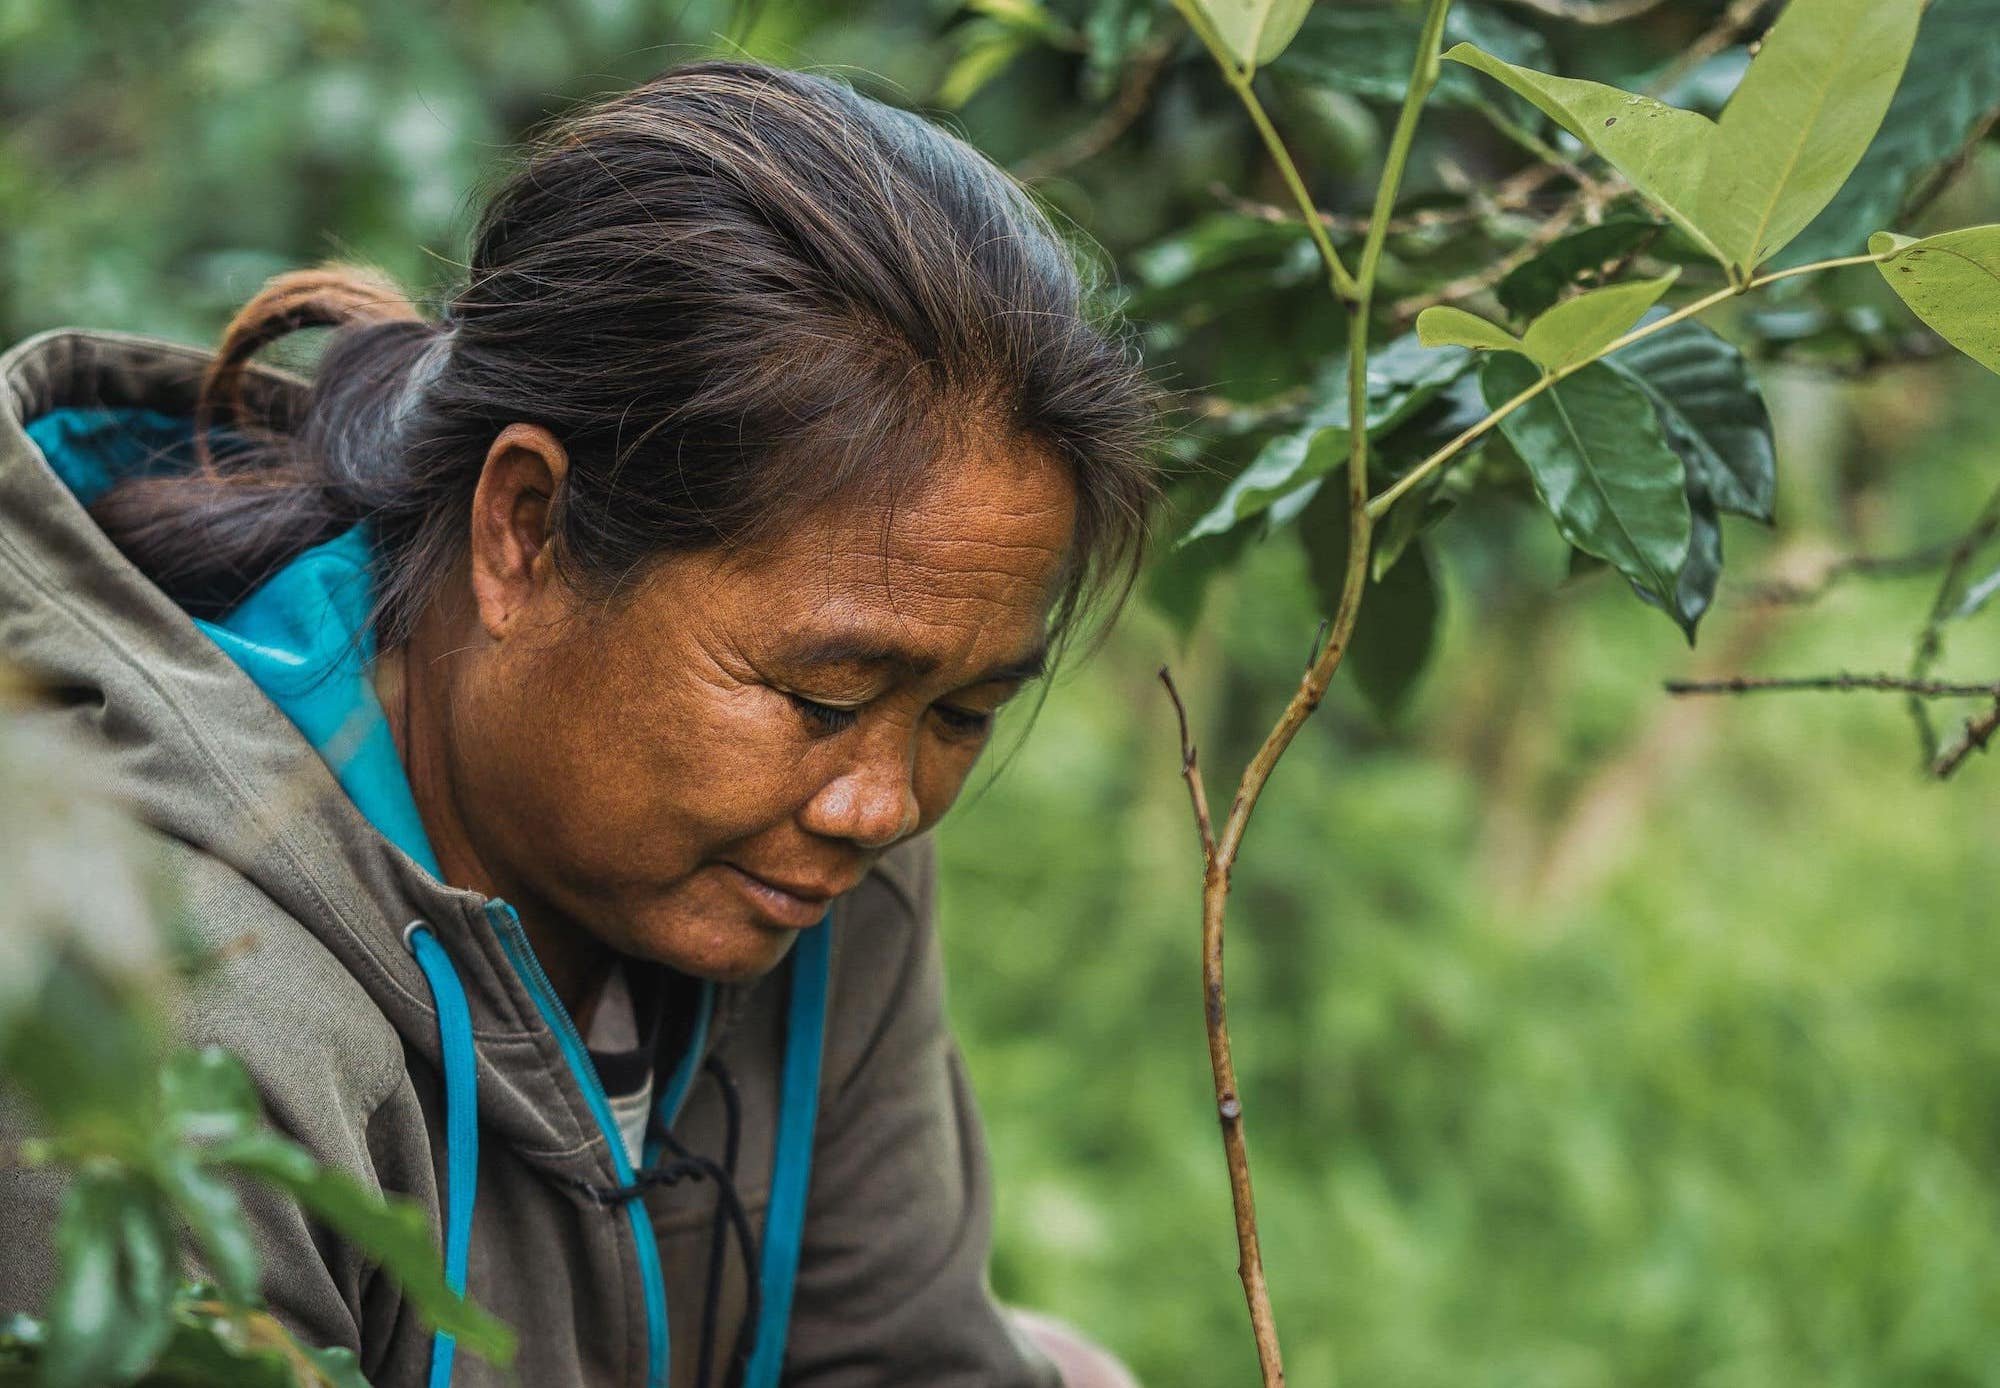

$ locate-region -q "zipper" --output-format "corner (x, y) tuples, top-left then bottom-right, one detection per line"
(485, 900), (671, 1388)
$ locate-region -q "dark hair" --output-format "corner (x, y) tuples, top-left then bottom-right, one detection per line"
(94, 58), (1163, 658)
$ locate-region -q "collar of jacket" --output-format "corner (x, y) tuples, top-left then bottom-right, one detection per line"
(0, 325), (750, 1183)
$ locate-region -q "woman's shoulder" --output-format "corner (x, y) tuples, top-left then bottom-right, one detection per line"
(151, 829), (411, 1152)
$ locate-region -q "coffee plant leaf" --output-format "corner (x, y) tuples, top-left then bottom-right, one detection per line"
(1776, 0), (2000, 267)
(1872, 224), (2000, 375)
(1695, 0), (1922, 273)
(1607, 317), (1776, 523)
(1483, 355), (1691, 617)
(1497, 216), (1665, 321)
(1190, 0), (1313, 69)
(1416, 305), (1523, 354)
(1521, 270), (1680, 371)
(1274, 3), (1547, 112)
(1443, 43), (1726, 266)
(43, 1171), (177, 1388)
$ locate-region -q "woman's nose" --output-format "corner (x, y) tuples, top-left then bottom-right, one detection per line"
(799, 741), (921, 849)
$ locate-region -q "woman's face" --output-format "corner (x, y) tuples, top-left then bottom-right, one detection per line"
(431, 426), (1078, 985)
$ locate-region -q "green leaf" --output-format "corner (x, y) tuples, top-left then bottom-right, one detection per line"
(1635, 455), (1723, 642)
(938, 22), (1035, 108)
(1521, 271), (1679, 372)
(157, 1156), (260, 1307)
(1274, 4), (1550, 111)
(208, 1133), (516, 1365)
(1443, 43), (1725, 265)
(1298, 488), (1442, 721)
(139, 1300), (372, 1388)
(1777, 0), (2000, 267)
(1607, 317), (1776, 523)
(1482, 354), (1691, 617)
(1872, 224), (2000, 375)
(1190, 0), (1313, 69)
(44, 1170), (177, 1388)
(1183, 334), (1473, 542)
(1416, 305), (1523, 354)
(1496, 216), (1666, 321)
(1182, 426), (1348, 544)
(1371, 480), (1456, 582)
(1130, 214), (1307, 291)
(1353, 545), (1444, 720)
(1872, 224), (2000, 373)
(161, 1048), (261, 1145)
(1695, 0), (1923, 273)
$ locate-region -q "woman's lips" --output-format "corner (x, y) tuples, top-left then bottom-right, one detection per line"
(718, 862), (840, 929)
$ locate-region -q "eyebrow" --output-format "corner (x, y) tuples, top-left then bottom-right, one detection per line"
(777, 633), (1050, 687)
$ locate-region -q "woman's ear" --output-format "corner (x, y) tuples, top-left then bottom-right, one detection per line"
(468, 422), (569, 640)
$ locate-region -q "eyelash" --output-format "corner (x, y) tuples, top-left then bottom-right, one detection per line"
(783, 692), (994, 739)
(786, 692), (858, 734)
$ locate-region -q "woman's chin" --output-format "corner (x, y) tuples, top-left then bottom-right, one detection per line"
(612, 904), (805, 984)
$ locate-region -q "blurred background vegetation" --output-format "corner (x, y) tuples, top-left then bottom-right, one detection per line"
(7, 0), (2000, 1384)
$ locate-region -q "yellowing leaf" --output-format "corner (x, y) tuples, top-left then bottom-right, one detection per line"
(1521, 271), (1679, 372)
(1416, 304), (1524, 354)
(1192, 0), (1315, 69)
(1872, 224), (2000, 376)
(1695, 0), (1922, 274)
(1443, 43), (1724, 266)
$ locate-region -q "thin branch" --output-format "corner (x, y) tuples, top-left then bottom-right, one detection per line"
(1665, 673), (2000, 698)
(1650, 0), (1774, 95)
(1933, 699), (2000, 778)
(1012, 34), (1177, 183)
(1170, 0), (1361, 300)
(1736, 537), (1986, 606)
(1907, 476), (2000, 760)
(1158, 665), (1216, 858)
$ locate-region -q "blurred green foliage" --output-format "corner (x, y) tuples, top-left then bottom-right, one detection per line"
(8, 0), (2000, 1384)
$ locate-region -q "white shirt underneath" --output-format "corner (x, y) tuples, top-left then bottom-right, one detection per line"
(585, 962), (654, 1167)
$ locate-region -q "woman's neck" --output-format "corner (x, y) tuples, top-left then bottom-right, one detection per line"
(373, 613), (614, 1024)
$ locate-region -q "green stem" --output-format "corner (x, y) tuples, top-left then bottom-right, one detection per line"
(1365, 250), (1893, 521)
(1345, 0), (1456, 532)
(1170, 0), (1362, 301)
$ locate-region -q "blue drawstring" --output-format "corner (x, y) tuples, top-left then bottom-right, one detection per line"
(403, 923), (481, 1388)
(744, 914), (833, 1388)
(402, 915), (833, 1388)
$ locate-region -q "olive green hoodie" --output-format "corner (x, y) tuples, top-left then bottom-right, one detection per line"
(0, 326), (1060, 1388)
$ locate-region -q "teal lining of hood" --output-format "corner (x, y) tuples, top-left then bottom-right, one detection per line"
(24, 405), (442, 876)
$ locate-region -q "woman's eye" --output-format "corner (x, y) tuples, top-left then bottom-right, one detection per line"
(785, 691), (859, 734)
(932, 703), (993, 738)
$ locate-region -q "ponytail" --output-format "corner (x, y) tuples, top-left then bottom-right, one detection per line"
(91, 262), (450, 618)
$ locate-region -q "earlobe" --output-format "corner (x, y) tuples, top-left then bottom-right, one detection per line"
(467, 423), (568, 640)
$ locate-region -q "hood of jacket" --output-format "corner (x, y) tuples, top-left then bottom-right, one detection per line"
(0, 324), (750, 1178)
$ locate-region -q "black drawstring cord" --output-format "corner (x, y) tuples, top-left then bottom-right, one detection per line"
(705, 1054), (756, 1388)
(559, 1053), (761, 1388)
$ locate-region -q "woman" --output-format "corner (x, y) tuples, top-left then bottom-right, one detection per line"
(0, 58), (1159, 1388)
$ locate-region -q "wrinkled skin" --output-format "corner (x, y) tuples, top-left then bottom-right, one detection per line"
(375, 422), (1076, 1019)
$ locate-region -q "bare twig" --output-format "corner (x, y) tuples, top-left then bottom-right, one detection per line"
(1158, 665), (1215, 857)
(1908, 477), (2000, 760)
(1388, 197), (1587, 322)
(1737, 537), (1985, 606)
(1649, 0), (1774, 95)
(1665, 673), (2000, 698)
(1933, 699), (2000, 778)
(1013, 35), (1177, 183)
